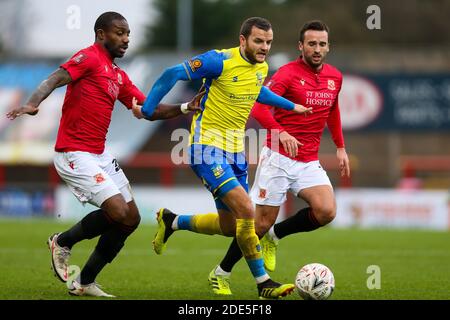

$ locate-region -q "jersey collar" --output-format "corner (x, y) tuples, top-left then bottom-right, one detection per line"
(238, 46), (255, 65)
(297, 56), (324, 74)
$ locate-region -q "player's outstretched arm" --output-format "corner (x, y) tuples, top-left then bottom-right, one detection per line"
(132, 89), (204, 120)
(6, 68), (72, 120)
(257, 86), (312, 114)
(137, 64), (190, 120)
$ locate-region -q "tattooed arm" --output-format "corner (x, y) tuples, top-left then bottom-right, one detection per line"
(6, 68), (72, 120)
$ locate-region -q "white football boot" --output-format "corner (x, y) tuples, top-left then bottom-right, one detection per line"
(47, 233), (71, 282)
(68, 280), (116, 298)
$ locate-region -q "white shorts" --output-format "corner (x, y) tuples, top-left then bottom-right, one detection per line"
(54, 150), (133, 207)
(250, 146), (332, 206)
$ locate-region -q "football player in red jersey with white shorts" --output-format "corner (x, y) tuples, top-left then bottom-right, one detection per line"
(208, 20), (350, 292)
(6, 12), (201, 297)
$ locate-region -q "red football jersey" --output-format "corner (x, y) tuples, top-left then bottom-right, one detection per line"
(55, 42), (146, 154)
(251, 57), (345, 162)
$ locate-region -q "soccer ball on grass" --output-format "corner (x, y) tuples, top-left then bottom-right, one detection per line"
(295, 263), (335, 300)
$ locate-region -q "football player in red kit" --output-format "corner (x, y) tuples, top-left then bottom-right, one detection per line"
(6, 12), (200, 297)
(208, 20), (350, 295)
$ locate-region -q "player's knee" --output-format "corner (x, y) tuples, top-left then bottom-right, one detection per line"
(313, 205), (336, 225)
(133, 212), (141, 227)
(220, 222), (236, 237)
(108, 203), (130, 225)
(234, 202), (254, 219)
(127, 206), (141, 227)
(255, 220), (271, 238)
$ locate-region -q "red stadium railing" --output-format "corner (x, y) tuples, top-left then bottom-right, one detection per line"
(125, 152), (357, 188)
(0, 152), (359, 188)
(399, 155), (450, 172)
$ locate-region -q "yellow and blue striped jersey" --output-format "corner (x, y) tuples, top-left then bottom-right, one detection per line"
(182, 47), (268, 153)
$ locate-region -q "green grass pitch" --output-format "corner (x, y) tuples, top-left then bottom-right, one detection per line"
(0, 218), (448, 300)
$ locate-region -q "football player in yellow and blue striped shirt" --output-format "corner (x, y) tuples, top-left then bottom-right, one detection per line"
(133, 17), (312, 299)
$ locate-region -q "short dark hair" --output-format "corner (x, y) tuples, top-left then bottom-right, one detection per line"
(240, 17), (272, 39)
(94, 12), (126, 35)
(299, 20), (329, 42)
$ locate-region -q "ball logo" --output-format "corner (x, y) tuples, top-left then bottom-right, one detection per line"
(339, 75), (383, 130)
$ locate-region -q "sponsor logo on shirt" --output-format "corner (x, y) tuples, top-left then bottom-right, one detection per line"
(108, 79), (120, 99)
(300, 79), (305, 86)
(232, 76), (238, 82)
(188, 59), (202, 72)
(328, 79), (336, 90)
(69, 161), (75, 170)
(94, 173), (106, 184)
(305, 91), (336, 107)
(228, 93), (259, 101)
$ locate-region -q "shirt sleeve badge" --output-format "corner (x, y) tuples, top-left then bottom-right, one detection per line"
(72, 53), (86, 64)
(188, 59), (203, 72)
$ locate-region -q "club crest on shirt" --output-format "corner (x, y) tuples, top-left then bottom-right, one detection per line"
(72, 53), (86, 64)
(94, 173), (106, 184)
(107, 79), (120, 98)
(328, 79), (336, 90)
(188, 59), (202, 72)
(300, 79), (305, 86)
(117, 73), (123, 85)
(256, 72), (264, 87)
(212, 165), (225, 179)
(258, 188), (267, 199)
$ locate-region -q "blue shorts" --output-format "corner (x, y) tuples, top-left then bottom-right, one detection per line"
(189, 144), (248, 210)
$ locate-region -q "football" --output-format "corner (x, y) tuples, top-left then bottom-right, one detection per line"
(295, 263), (335, 300)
